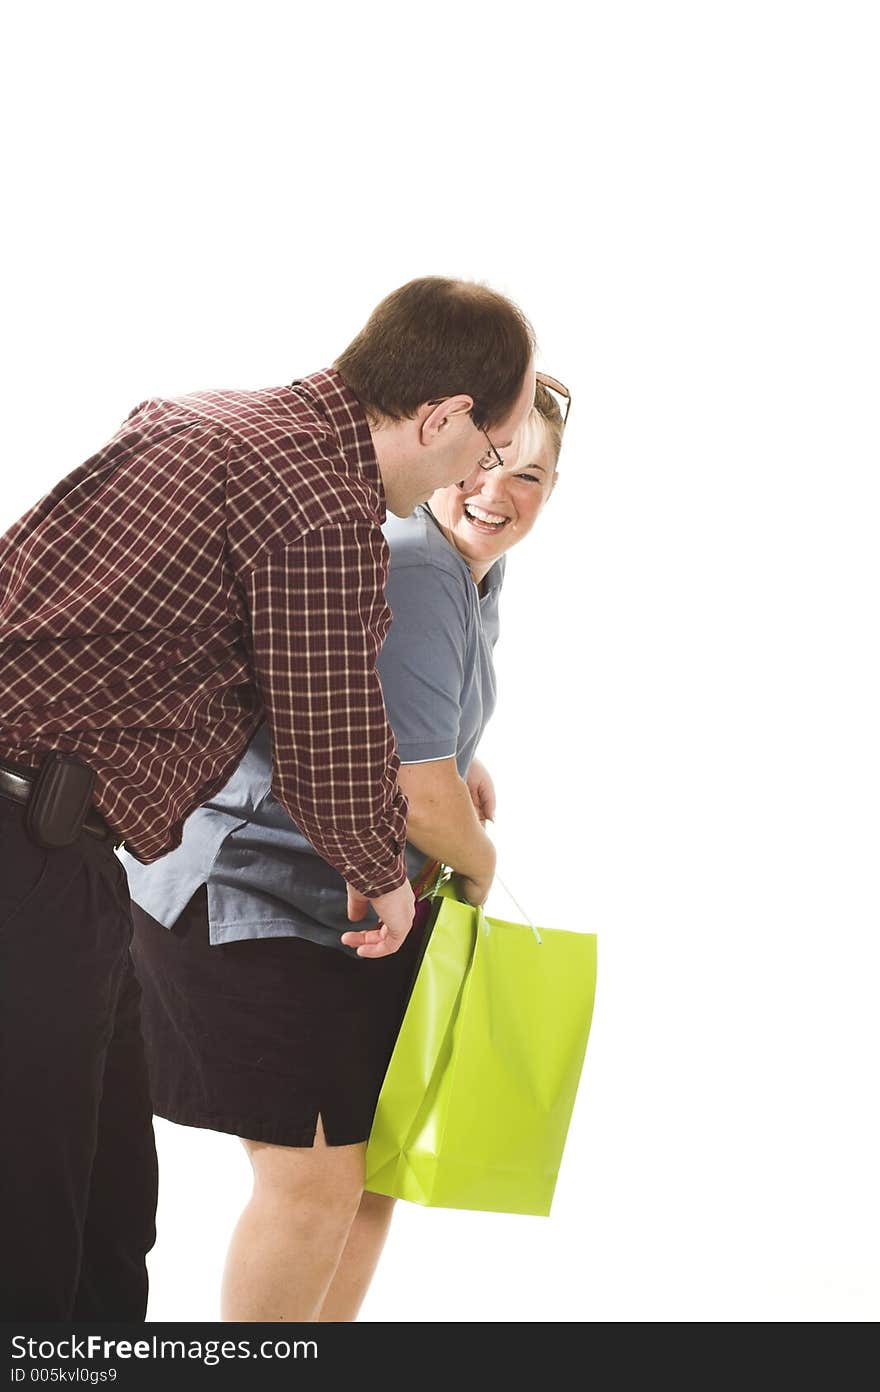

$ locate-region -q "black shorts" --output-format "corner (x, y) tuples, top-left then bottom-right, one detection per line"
(129, 884), (433, 1148)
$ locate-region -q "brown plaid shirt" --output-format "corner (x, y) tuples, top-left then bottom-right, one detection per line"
(0, 369), (408, 897)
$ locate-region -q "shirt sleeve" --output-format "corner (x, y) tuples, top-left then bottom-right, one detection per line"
(378, 561), (468, 764)
(241, 521), (408, 898)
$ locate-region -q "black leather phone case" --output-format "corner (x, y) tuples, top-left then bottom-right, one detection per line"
(24, 751), (97, 849)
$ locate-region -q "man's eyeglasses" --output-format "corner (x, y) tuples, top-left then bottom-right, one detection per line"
(476, 428), (505, 471)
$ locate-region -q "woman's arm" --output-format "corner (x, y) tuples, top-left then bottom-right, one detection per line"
(398, 757), (496, 906)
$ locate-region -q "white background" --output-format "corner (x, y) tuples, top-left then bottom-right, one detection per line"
(2, 1), (878, 1322)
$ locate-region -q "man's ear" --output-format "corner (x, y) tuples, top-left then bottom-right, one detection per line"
(419, 395), (474, 444)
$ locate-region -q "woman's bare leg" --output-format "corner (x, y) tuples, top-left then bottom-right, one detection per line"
(221, 1117), (364, 1322)
(317, 1191), (396, 1322)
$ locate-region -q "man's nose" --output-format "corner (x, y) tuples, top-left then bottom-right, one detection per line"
(457, 462), (485, 493)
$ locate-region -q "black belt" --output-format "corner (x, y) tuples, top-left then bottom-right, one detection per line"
(0, 758), (120, 845)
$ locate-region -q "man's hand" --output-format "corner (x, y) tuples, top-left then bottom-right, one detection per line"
(341, 879), (416, 958)
(465, 757), (496, 826)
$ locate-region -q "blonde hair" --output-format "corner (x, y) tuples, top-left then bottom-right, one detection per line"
(515, 380), (565, 475)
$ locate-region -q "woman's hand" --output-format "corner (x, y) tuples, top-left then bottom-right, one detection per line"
(465, 758), (496, 825)
(459, 843), (497, 907)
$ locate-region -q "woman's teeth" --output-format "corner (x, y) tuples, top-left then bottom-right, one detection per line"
(464, 503), (508, 529)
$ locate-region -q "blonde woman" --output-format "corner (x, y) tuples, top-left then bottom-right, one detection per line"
(122, 377), (569, 1321)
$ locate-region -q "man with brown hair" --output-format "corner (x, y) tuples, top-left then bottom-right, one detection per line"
(0, 276), (536, 1320)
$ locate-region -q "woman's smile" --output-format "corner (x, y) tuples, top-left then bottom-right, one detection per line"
(462, 501), (511, 533)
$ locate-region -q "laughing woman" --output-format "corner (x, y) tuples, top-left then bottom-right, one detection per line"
(120, 376), (569, 1322)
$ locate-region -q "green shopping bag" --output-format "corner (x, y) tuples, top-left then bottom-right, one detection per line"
(365, 879), (597, 1216)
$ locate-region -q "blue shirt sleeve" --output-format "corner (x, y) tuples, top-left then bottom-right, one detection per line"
(377, 559), (469, 764)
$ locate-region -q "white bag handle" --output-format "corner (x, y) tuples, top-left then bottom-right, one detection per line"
(419, 861), (543, 945)
(492, 872), (543, 945)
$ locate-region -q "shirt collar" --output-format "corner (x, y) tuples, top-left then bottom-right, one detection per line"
(420, 503), (506, 594)
(289, 369), (385, 519)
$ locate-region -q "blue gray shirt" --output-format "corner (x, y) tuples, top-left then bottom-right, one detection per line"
(119, 506), (504, 953)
